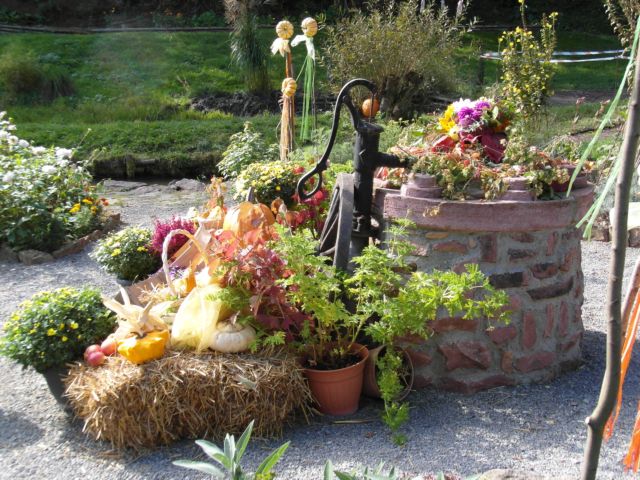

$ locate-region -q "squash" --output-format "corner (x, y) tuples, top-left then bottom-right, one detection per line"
(222, 200), (275, 237)
(171, 284), (233, 351)
(361, 98), (380, 118)
(209, 322), (256, 353)
(117, 330), (170, 365)
(301, 17), (318, 37)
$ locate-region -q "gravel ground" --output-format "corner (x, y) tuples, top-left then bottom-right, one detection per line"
(2, 183), (640, 480)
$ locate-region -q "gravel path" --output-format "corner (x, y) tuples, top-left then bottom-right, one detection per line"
(2, 183), (640, 480)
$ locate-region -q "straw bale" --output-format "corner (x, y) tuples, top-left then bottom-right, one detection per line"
(64, 350), (312, 450)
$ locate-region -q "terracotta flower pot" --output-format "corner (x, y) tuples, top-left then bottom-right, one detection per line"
(304, 343), (369, 416)
(362, 345), (414, 400)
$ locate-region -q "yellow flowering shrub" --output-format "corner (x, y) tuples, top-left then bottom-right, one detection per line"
(0, 287), (116, 372)
(499, 1), (557, 120)
(91, 226), (160, 281)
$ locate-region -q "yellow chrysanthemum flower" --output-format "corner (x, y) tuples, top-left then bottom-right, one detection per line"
(70, 322), (78, 330)
(61, 336), (68, 342)
(69, 203), (81, 214)
(47, 328), (56, 336)
(111, 248), (122, 257)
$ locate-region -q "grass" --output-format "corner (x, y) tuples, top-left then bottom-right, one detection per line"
(0, 29), (630, 178)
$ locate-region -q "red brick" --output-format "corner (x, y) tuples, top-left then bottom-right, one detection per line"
(425, 231), (448, 240)
(558, 302), (569, 337)
(560, 248), (580, 272)
(531, 262), (559, 280)
(432, 316), (478, 333)
(439, 341), (492, 371)
(561, 331), (583, 353)
(574, 304), (582, 324)
(508, 249), (537, 261)
(522, 312), (537, 350)
(508, 294), (523, 311)
(501, 351), (514, 374)
(510, 232), (535, 243)
(440, 375), (515, 394)
(412, 374), (432, 389)
(487, 325), (517, 345)
(490, 272), (524, 289)
(527, 277), (574, 300)
(547, 232), (559, 256)
(478, 234), (498, 262)
(404, 348), (432, 368)
(395, 333), (425, 345)
(433, 241), (468, 254)
(515, 351), (556, 373)
(544, 304), (555, 338)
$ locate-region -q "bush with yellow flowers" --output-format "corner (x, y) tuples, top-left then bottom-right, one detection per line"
(234, 160), (301, 206)
(499, 0), (557, 121)
(0, 287), (116, 372)
(91, 226), (160, 281)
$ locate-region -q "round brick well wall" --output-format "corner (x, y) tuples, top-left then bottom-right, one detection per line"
(374, 182), (594, 394)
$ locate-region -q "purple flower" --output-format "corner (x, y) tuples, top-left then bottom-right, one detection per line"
(457, 106), (482, 127)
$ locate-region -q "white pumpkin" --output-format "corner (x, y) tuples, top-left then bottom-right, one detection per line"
(209, 322), (256, 353)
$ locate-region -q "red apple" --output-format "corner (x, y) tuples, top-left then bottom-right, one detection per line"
(100, 337), (118, 356)
(86, 350), (106, 367)
(84, 344), (101, 361)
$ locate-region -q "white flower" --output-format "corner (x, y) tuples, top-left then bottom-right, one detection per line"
(57, 159), (69, 167)
(7, 135), (18, 145)
(41, 165), (57, 175)
(0, 111), (6, 120)
(7, 125), (16, 131)
(452, 98), (474, 114)
(18, 139), (29, 148)
(31, 146), (47, 155)
(2, 171), (15, 183)
(55, 147), (73, 159)
(0, 131), (8, 140)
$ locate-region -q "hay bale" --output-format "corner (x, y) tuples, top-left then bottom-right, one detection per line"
(64, 350), (312, 450)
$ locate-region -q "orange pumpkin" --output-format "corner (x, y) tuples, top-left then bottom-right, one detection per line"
(222, 201), (275, 237)
(361, 98), (380, 118)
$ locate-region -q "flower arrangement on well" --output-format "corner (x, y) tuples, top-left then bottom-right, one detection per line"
(91, 226), (161, 281)
(391, 96), (582, 200)
(0, 287), (116, 373)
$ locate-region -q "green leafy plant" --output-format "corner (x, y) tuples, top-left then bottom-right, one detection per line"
(225, 0), (270, 95)
(91, 226), (160, 281)
(603, 0), (640, 46)
(173, 420), (289, 480)
(219, 122), (278, 179)
(0, 287), (116, 373)
(346, 220), (510, 443)
(234, 160), (301, 206)
(324, 0), (465, 119)
(499, 1), (557, 121)
(0, 114), (105, 252)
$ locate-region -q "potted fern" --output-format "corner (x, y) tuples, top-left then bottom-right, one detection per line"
(346, 220), (510, 444)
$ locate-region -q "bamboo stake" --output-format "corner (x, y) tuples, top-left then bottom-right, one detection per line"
(580, 45), (640, 480)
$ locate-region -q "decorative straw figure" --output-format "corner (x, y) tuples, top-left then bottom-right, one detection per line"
(280, 78), (297, 161)
(271, 20), (295, 161)
(292, 17), (318, 142)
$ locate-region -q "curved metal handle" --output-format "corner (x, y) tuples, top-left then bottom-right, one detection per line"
(296, 78), (377, 201)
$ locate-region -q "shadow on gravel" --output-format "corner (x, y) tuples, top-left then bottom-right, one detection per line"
(0, 408), (44, 448)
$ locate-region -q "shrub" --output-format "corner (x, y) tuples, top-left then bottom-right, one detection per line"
(92, 227), (161, 281)
(324, 0), (465, 119)
(0, 287), (116, 373)
(234, 160), (301, 205)
(499, 1), (558, 121)
(0, 49), (74, 104)
(0, 114), (105, 252)
(150, 216), (196, 257)
(603, 0), (640, 46)
(218, 122), (278, 179)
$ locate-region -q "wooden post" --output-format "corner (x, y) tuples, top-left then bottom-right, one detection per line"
(580, 46), (640, 480)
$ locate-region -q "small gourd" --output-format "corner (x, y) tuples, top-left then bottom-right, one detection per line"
(361, 97), (380, 118)
(276, 20), (294, 39)
(282, 78), (297, 98)
(209, 322), (256, 353)
(222, 199), (275, 237)
(301, 17), (318, 37)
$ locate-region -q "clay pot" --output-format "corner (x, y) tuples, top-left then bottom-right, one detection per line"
(552, 164), (588, 192)
(304, 343), (369, 416)
(362, 345), (414, 400)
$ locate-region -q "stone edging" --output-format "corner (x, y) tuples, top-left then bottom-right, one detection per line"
(0, 213), (121, 265)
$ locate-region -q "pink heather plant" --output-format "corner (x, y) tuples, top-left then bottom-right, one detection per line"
(151, 216), (196, 257)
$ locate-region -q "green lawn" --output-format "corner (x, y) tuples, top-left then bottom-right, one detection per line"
(0, 29), (629, 178)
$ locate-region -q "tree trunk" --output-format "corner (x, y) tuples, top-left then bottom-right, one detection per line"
(580, 48), (640, 480)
